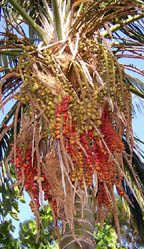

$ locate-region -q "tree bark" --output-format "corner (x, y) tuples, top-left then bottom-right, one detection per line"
(61, 195), (95, 249)
(131, 236), (135, 249)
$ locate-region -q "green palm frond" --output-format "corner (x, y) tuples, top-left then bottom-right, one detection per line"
(124, 75), (144, 116)
(125, 76), (144, 99)
(118, 18), (144, 44)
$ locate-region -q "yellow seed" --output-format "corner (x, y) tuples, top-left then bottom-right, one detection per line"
(96, 120), (101, 126)
(91, 114), (96, 120)
(50, 110), (55, 115)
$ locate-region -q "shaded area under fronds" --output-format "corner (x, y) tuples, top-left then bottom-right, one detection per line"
(123, 137), (144, 191)
(122, 136), (144, 242)
(122, 178), (144, 242)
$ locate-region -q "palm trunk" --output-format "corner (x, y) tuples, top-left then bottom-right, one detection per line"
(61, 195), (95, 249)
(131, 235), (135, 249)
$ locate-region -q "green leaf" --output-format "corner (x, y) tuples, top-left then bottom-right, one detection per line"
(9, 209), (19, 221)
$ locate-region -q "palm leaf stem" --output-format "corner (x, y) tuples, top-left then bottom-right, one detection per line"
(117, 54), (144, 59)
(123, 66), (144, 78)
(8, 0), (49, 44)
(112, 42), (144, 47)
(52, 0), (63, 40)
(0, 50), (22, 56)
(130, 87), (144, 99)
(103, 15), (144, 38)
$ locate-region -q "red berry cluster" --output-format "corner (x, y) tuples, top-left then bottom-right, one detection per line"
(101, 107), (124, 153)
(55, 101), (125, 209)
(55, 96), (70, 139)
(14, 145), (40, 210)
(12, 99), (125, 214)
(97, 183), (112, 210)
(14, 145), (58, 215)
(42, 175), (58, 217)
(95, 107), (125, 209)
(68, 129), (95, 187)
(55, 96), (95, 187)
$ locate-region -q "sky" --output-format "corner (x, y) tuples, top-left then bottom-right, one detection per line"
(0, 16), (35, 237)
(0, 13), (144, 240)
(0, 108), (35, 238)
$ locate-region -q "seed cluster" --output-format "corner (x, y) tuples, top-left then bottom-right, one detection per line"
(55, 101), (125, 209)
(11, 41), (132, 214)
(13, 144), (58, 214)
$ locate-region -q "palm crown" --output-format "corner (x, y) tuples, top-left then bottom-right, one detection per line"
(0, 0), (144, 248)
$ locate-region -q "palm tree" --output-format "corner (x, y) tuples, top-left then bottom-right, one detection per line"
(0, 0), (144, 248)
